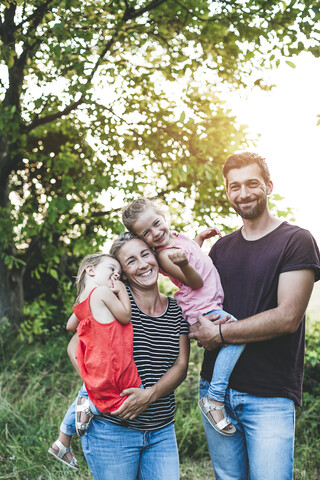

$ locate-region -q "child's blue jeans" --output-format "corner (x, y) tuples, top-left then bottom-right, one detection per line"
(60, 384), (99, 436)
(205, 309), (246, 403)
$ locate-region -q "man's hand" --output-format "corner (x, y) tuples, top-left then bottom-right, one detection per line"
(110, 387), (153, 420)
(189, 313), (230, 350)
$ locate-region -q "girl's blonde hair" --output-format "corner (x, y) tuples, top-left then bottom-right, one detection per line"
(122, 198), (165, 233)
(74, 253), (116, 304)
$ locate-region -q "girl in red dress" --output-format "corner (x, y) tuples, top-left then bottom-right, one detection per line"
(49, 253), (141, 469)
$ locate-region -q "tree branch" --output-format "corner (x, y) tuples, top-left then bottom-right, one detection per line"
(24, 98), (84, 131)
(123, 0), (167, 21)
(16, 0), (56, 31)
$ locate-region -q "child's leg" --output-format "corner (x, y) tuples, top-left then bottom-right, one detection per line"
(75, 384), (99, 436)
(207, 311), (245, 402)
(49, 398), (78, 469)
(199, 310), (245, 435)
(48, 384), (90, 468)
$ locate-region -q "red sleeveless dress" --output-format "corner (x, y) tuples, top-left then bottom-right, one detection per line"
(74, 288), (141, 412)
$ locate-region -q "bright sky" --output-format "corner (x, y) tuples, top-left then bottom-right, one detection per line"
(226, 52), (320, 246)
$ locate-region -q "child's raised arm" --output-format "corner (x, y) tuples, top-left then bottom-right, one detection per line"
(194, 227), (222, 248)
(102, 280), (132, 324)
(158, 249), (203, 290)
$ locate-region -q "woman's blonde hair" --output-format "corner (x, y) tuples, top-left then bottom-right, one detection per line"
(74, 253), (116, 304)
(121, 198), (165, 233)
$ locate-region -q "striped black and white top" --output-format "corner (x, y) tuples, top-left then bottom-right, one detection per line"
(101, 286), (189, 431)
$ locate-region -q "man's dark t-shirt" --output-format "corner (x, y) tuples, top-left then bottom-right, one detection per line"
(200, 222), (320, 406)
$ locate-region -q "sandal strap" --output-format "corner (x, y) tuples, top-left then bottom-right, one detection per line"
(54, 439), (70, 459)
(76, 398), (94, 419)
(69, 456), (78, 468)
(201, 395), (225, 415)
(215, 417), (233, 431)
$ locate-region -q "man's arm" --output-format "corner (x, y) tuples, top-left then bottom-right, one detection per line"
(189, 269), (315, 350)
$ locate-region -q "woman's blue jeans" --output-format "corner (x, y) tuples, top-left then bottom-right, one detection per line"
(206, 309), (245, 403)
(200, 377), (295, 480)
(81, 420), (179, 480)
(60, 384), (179, 479)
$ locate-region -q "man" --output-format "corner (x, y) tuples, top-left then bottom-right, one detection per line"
(190, 152), (320, 480)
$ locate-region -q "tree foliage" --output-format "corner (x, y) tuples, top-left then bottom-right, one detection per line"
(0, 0), (319, 332)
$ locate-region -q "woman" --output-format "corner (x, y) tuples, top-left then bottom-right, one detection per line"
(68, 232), (190, 479)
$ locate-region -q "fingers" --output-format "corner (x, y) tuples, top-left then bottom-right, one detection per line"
(213, 314), (230, 325)
(202, 313), (221, 322)
(201, 227), (222, 239)
(168, 250), (188, 263)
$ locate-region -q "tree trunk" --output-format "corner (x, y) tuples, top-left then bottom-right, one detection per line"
(0, 253), (25, 327)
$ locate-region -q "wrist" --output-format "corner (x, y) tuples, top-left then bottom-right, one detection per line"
(219, 323), (227, 345)
(145, 386), (157, 405)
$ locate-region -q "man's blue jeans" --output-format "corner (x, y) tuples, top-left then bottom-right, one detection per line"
(81, 420), (179, 480)
(200, 378), (295, 480)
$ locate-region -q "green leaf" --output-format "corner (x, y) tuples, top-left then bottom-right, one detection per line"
(285, 60), (296, 69)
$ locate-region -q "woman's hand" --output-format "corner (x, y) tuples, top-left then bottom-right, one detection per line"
(110, 387), (153, 420)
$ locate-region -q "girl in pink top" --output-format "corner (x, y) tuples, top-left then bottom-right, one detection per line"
(122, 198), (246, 437)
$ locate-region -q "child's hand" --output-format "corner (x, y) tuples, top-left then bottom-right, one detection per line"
(110, 279), (125, 295)
(194, 227), (222, 247)
(168, 249), (189, 268)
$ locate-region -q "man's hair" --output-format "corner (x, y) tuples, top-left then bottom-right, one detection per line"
(122, 198), (164, 233)
(222, 152), (271, 187)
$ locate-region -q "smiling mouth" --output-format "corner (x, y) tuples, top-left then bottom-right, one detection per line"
(238, 200), (255, 207)
(140, 269), (153, 277)
(154, 232), (166, 243)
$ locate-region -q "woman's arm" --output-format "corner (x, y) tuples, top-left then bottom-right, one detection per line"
(66, 313), (79, 332)
(67, 333), (81, 376)
(111, 334), (190, 420)
(158, 249), (203, 289)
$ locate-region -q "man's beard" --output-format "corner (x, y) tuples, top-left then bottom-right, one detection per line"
(231, 195), (268, 220)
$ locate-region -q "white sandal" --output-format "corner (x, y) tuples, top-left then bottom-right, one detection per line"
(76, 397), (94, 437)
(48, 439), (79, 470)
(199, 395), (236, 436)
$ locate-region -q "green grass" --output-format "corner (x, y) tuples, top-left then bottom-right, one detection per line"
(307, 281), (320, 324)
(0, 285), (319, 480)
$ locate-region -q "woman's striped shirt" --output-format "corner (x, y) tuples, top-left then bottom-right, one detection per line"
(100, 286), (189, 431)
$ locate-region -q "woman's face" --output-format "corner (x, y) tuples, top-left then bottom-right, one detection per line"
(117, 239), (159, 290)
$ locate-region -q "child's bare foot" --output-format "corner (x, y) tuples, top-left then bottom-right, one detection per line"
(199, 395), (236, 436)
(48, 438), (78, 470)
(76, 397), (93, 436)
